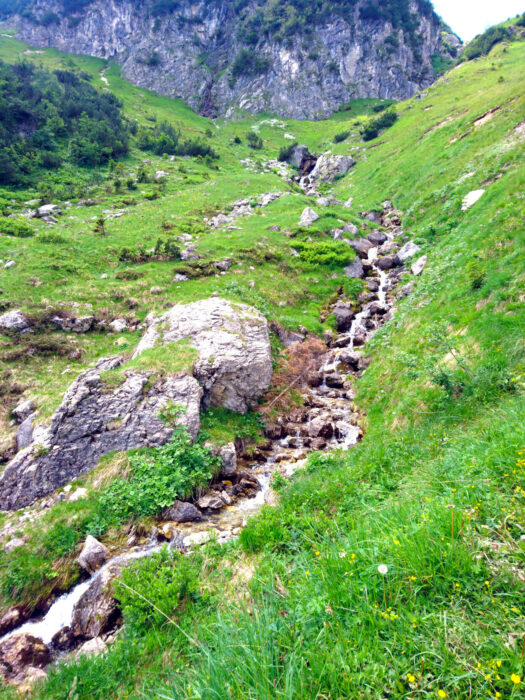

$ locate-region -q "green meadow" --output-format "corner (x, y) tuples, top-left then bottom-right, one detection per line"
(0, 25), (523, 699)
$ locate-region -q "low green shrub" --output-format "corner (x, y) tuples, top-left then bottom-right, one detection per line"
(89, 429), (219, 533)
(278, 141), (298, 162)
(362, 110), (398, 141)
(0, 218), (34, 238)
(333, 130), (350, 143)
(114, 547), (204, 631)
(292, 240), (354, 267)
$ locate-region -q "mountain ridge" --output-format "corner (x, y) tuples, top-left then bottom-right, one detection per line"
(0, 0), (456, 118)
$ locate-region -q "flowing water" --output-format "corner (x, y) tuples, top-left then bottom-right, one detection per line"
(1, 208), (399, 668)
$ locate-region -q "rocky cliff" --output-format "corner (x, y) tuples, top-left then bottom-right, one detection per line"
(1, 0), (453, 119)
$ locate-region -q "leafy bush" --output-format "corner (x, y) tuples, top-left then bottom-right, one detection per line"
(0, 59), (129, 183)
(246, 131), (263, 150)
(0, 217), (34, 237)
(292, 240), (354, 267)
(361, 109), (398, 141)
(137, 120), (218, 159)
(90, 429), (219, 532)
(114, 547), (203, 631)
(278, 141), (298, 162)
(333, 130), (350, 143)
(463, 26), (509, 61)
(117, 238), (180, 263)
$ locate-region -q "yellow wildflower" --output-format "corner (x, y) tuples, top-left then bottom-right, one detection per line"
(510, 674), (521, 685)
(407, 673), (416, 683)
(438, 690), (447, 698)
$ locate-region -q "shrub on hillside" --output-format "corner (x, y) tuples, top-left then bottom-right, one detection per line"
(293, 240), (354, 267)
(278, 141), (298, 162)
(246, 131), (263, 150)
(462, 26), (509, 61)
(361, 109), (398, 141)
(0, 218), (34, 238)
(333, 130), (350, 143)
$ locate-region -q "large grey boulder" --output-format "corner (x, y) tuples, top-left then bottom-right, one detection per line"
(37, 204), (61, 218)
(163, 500), (202, 523)
(299, 207), (319, 227)
(134, 298), (272, 413)
(309, 154), (355, 184)
(397, 241), (421, 263)
(77, 536), (109, 574)
(72, 568), (118, 641)
(0, 310), (30, 333)
(344, 259), (364, 279)
(288, 144), (309, 169)
(349, 238), (374, 259)
(12, 399), (35, 424)
(411, 255), (427, 276)
(0, 356), (203, 510)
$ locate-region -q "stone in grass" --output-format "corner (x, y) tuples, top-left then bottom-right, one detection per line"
(77, 535), (109, 574)
(411, 255), (427, 276)
(0, 310), (29, 332)
(397, 241), (421, 263)
(299, 207), (319, 227)
(462, 189), (485, 211)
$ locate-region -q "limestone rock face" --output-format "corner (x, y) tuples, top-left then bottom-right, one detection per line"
(134, 298), (273, 413)
(0, 297), (270, 510)
(309, 154), (355, 184)
(5, 0), (452, 120)
(0, 356), (203, 510)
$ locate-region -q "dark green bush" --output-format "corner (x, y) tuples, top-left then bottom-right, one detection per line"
(362, 109), (398, 141)
(463, 26), (509, 61)
(231, 49), (271, 79)
(278, 141), (298, 162)
(333, 130), (350, 143)
(247, 131), (263, 150)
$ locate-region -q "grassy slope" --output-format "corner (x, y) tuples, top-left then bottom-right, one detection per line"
(0, 32), (523, 700)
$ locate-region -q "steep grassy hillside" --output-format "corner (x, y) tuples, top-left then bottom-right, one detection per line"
(0, 27), (524, 699)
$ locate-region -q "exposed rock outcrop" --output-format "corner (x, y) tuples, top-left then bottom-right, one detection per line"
(134, 298), (273, 413)
(0, 298), (271, 510)
(3, 0), (453, 119)
(309, 154), (355, 184)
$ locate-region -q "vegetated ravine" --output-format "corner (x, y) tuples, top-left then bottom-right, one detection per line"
(0, 200), (405, 669)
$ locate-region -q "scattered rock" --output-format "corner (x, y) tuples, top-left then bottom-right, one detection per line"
(344, 259), (364, 279)
(411, 255), (427, 276)
(366, 231), (387, 245)
(349, 238), (374, 259)
(207, 442), (237, 477)
(397, 241), (421, 262)
(333, 302), (355, 332)
(180, 245), (200, 261)
(307, 371), (323, 388)
(214, 258), (232, 271)
(362, 210), (382, 224)
(12, 399), (35, 424)
(108, 318), (127, 333)
(339, 350), (361, 369)
(342, 197), (353, 209)
(52, 316), (95, 333)
(376, 254), (401, 270)
(368, 302), (388, 316)
(4, 260), (16, 269)
(77, 536), (109, 574)
(16, 415), (34, 451)
(197, 494), (224, 510)
(183, 531), (212, 548)
(173, 273), (189, 282)
(163, 500), (202, 523)
(0, 607), (27, 636)
(353, 329), (367, 346)
(72, 568), (119, 640)
(36, 204), (61, 218)
(76, 637), (107, 657)
(299, 207), (319, 227)
(462, 189), (485, 211)
(398, 283), (414, 299)
(308, 417), (334, 439)
(287, 144), (310, 169)
(69, 487), (88, 502)
(0, 634), (50, 678)
(4, 537), (25, 554)
(0, 310), (29, 333)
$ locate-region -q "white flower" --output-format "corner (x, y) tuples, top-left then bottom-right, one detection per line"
(378, 564), (388, 575)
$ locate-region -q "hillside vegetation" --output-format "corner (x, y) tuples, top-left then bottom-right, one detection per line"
(0, 22), (523, 700)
